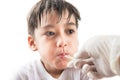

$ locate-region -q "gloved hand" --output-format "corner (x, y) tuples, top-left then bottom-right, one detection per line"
(67, 35), (120, 79)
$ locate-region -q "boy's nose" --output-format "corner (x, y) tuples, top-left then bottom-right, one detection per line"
(56, 37), (68, 48)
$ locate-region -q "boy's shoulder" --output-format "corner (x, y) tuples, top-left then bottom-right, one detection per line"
(12, 59), (46, 80)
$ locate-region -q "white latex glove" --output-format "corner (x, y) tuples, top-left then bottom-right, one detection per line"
(67, 35), (120, 79)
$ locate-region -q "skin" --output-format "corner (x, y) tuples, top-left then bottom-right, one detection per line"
(28, 10), (79, 78)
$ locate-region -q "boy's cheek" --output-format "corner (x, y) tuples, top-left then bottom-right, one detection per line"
(75, 39), (79, 48)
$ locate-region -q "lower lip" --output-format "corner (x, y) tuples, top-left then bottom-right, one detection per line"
(58, 54), (66, 59)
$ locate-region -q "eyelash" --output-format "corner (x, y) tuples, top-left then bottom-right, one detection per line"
(66, 29), (75, 35)
(44, 29), (75, 37)
(45, 31), (55, 37)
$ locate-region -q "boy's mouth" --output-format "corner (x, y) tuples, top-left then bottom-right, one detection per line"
(58, 53), (68, 58)
(57, 53), (73, 60)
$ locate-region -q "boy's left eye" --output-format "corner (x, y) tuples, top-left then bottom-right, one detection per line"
(66, 29), (75, 34)
(45, 31), (55, 36)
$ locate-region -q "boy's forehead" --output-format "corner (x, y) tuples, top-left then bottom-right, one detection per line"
(39, 10), (76, 27)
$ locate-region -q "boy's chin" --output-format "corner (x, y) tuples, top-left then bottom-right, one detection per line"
(56, 64), (68, 70)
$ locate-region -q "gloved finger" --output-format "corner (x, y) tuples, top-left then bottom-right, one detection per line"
(82, 64), (96, 74)
(110, 40), (120, 75)
(81, 64), (90, 74)
(74, 51), (90, 59)
(110, 54), (120, 75)
(67, 57), (94, 69)
(87, 70), (103, 79)
(67, 60), (76, 68)
(67, 59), (84, 69)
(75, 57), (94, 69)
(81, 63), (103, 79)
(82, 57), (94, 65)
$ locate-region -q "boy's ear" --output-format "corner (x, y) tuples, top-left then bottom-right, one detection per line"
(28, 35), (38, 51)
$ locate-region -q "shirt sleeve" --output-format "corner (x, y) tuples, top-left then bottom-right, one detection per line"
(11, 68), (29, 80)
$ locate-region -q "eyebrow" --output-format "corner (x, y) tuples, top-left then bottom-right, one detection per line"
(41, 21), (76, 30)
(66, 22), (76, 25)
(41, 24), (54, 29)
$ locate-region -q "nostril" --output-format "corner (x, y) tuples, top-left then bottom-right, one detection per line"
(56, 38), (68, 47)
(58, 44), (67, 47)
(64, 44), (67, 46)
(59, 45), (62, 47)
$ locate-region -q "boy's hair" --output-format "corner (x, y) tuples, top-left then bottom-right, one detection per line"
(27, 0), (81, 36)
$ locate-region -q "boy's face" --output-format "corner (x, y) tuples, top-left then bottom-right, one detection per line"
(28, 10), (79, 70)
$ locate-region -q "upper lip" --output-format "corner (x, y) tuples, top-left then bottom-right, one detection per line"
(58, 52), (68, 56)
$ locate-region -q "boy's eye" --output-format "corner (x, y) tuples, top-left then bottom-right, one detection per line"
(66, 29), (75, 34)
(45, 31), (55, 36)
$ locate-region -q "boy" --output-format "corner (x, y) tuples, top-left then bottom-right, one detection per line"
(13, 0), (90, 80)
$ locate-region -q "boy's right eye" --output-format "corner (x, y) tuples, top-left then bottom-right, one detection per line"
(45, 31), (55, 36)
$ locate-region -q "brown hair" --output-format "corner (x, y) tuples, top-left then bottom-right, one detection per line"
(27, 0), (81, 36)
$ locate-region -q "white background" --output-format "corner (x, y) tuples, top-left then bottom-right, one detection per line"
(0, 0), (120, 80)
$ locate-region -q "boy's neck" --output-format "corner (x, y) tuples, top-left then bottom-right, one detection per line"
(49, 69), (64, 78)
(41, 60), (64, 78)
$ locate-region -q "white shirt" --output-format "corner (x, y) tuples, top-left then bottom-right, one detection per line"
(13, 59), (89, 80)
